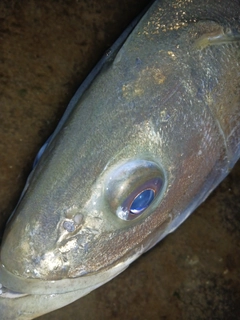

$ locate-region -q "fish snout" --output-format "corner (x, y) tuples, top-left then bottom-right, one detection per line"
(0, 158), (167, 295)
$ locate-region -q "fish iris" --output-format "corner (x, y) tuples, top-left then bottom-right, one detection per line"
(130, 189), (155, 214)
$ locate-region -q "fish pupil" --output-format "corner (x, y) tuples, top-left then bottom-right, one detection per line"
(130, 189), (155, 214)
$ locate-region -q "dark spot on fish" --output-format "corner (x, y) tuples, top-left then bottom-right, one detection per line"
(63, 220), (75, 233)
(32, 256), (41, 265)
(135, 57), (142, 66)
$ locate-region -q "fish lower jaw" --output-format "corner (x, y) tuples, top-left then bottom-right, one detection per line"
(0, 247), (144, 295)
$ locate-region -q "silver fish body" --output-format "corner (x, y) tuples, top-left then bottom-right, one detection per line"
(0, 0), (240, 318)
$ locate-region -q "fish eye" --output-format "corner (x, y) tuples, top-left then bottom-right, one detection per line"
(105, 159), (165, 221)
(130, 189), (155, 214)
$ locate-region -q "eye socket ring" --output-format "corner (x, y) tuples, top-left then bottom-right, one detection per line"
(116, 176), (163, 221)
(105, 159), (166, 222)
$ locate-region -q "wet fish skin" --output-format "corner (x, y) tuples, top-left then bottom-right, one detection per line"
(0, 0), (240, 318)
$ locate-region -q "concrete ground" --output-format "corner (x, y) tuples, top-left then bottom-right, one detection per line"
(0, 1), (239, 319)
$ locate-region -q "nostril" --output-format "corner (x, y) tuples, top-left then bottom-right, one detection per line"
(63, 221), (75, 233)
(57, 217), (83, 245)
(73, 213), (84, 225)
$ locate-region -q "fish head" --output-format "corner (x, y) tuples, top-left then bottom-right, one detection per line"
(1, 0), (239, 297)
(0, 104), (172, 294)
(0, 69), (225, 296)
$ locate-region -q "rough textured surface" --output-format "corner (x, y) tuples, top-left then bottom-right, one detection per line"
(0, 1), (239, 319)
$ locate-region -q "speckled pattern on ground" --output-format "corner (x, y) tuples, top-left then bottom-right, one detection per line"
(0, 1), (239, 320)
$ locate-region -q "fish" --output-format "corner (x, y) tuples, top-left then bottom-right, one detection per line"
(0, 0), (240, 319)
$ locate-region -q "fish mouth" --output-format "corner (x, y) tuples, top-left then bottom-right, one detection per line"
(0, 214), (172, 295)
(0, 247), (144, 295)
